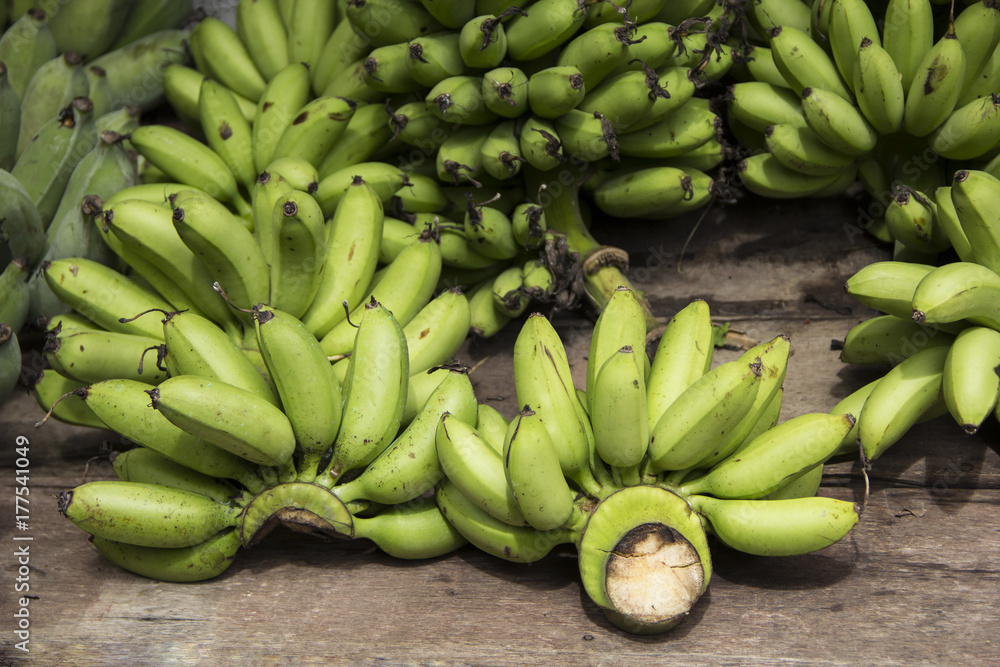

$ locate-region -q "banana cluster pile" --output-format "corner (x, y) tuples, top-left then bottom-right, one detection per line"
(0, 1), (196, 406)
(55, 288), (488, 581)
(836, 168), (1000, 458)
(433, 287), (860, 634)
(139, 0), (740, 331)
(727, 0), (1000, 254)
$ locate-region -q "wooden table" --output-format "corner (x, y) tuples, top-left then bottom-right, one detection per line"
(1, 194), (997, 666)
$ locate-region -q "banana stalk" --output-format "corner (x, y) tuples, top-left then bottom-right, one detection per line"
(523, 166), (658, 330)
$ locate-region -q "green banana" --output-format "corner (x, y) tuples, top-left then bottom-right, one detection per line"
(314, 161), (410, 216)
(407, 32), (466, 87)
(736, 153), (844, 199)
(590, 345), (648, 469)
(251, 63), (312, 175)
(844, 260), (936, 319)
(12, 96), (98, 228)
(801, 87), (878, 156)
(319, 232), (441, 356)
(301, 176), (384, 338)
(467, 276), (511, 337)
(459, 13), (512, 69)
(617, 96), (719, 158)
(503, 405), (577, 530)
(504, 0), (588, 62)
(112, 447), (240, 504)
(513, 313), (598, 493)
(883, 0), (935, 91)
(110, 1), (191, 50)
(0, 62), (21, 171)
(43, 329), (166, 385)
(190, 17), (266, 102)
(555, 108), (618, 163)
(268, 190), (327, 319)
(344, 0), (445, 48)
(89, 528), (241, 583)
(902, 22), (967, 137)
(148, 374), (296, 468)
(46, 0), (132, 60)
(528, 65), (586, 120)
(952, 169), (1000, 274)
(252, 304), (342, 476)
(437, 413), (528, 526)
(556, 21), (629, 89)
(318, 101), (393, 177)
(17, 50), (89, 158)
(0, 324), (20, 406)
(403, 287), (471, 375)
(30, 368), (105, 429)
(88, 29), (188, 112)
(586, 284), (648, 403)
(911, 262), (1000, 330)
(168, 189), (269, 311)
(942, 325), (1000, 433)
(827, 0), (880, 90)
(59, 481), (239, 548)
(933, 186), (975, 263)
(0, 256), (30, 332)
(928, 94), (1000, 160)
(679, 413), (854, 499)
(159, 310), (275, 404)
(287, 0), (337, 70)
(130, 124), (250, 214)
(322, 299), (409, 481)
(479, 119), (527, 180)
(102, 196), (241, 336)
(689, 494), (859, 557)
(0, 169), (44, 265)
(333, 369), (477, 504)
(726, 81), (806, 132)
(858, 345), (950, 460)
(954, 0), (1000, 95)
(887, 188), (950, 255)
(645, 299), (714, 434)
(435, 478), (575, 563)
(42, 257), (170, 339)
(839, 314), (957, 365)
(647, 355), (762, 473)
(270, 96), (358, 170)
(77, 378), (262, 489)
(352, 496), (468, 560)
(765, 123), (856, 176)
(198, 78), (256, 195)
(769, 25), (852, 100)
(0, 9), (57, 100)
(312, 12), (371, 96)
(427, 74), (499, 126)
(853, 38), (905, 134)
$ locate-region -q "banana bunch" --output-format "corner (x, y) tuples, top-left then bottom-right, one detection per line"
(0, 2), (196, 408)
(0, 1), (192, 66)
(157, 0), (751, 336)
(54, 290), (484, 581)
(434, 287), (861, 635)
(836, 169), (1000, 460)
(727, 0), (1000, 253)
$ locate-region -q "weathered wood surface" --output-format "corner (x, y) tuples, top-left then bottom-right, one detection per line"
(1, 194), (998, 665)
